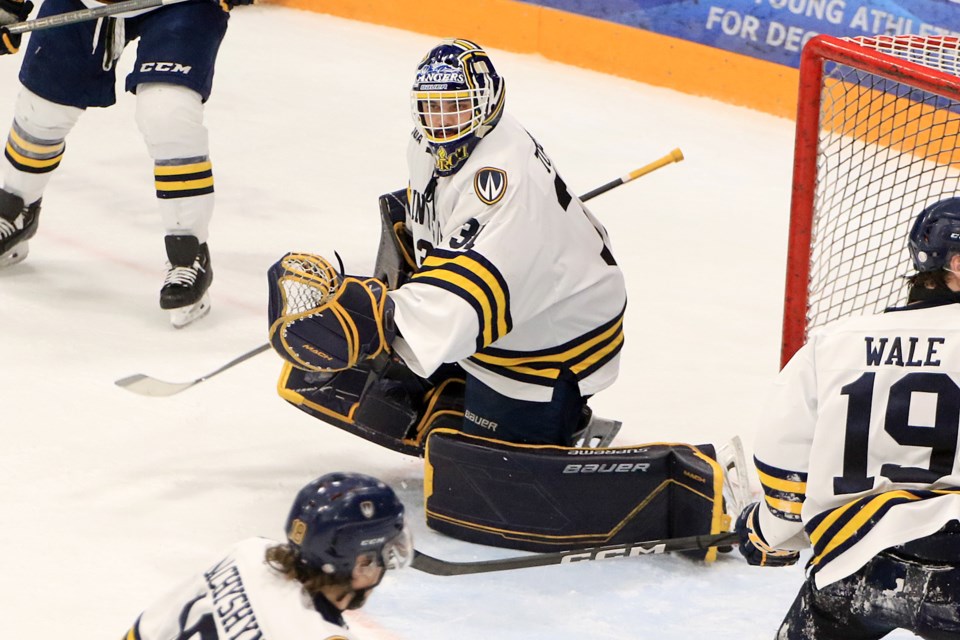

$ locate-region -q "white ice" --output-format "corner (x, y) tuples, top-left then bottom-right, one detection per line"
(0, 6), (920, 639)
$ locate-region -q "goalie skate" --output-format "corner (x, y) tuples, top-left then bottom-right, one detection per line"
(571, 409), (622, 448)
(716, 435), (751, 519)
(160, 235), (213, 328)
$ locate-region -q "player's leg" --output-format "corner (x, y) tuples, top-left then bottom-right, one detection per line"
(893, 523), (960, 639)
(915, 562), (960, 640)
(0, 0), (118, 267)
(777, 563), (899, 640)
(126, 1), (227, 326)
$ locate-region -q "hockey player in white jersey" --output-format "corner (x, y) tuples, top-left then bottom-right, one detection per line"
(0, 0), (252, 327)
(269, 38), (627, 446)
(736, 197), (960, 638)
(122, 472), (411, 640)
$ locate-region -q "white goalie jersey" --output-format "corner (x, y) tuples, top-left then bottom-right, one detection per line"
(755, 299), (960, 587)
(125, 537), (356, 640)
(389, 113), (627, 402)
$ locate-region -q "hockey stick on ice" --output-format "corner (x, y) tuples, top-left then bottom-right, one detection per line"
(114, 343), (271, 397)
(114, 149), (685, 397)
(6, 0), (191, 35)
(411, 530), (738, 576)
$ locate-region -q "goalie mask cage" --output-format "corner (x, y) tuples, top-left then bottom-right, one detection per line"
(782, 34), (960, 368)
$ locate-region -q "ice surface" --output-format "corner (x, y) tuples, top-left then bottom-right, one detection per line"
(0, 6), (919, 639)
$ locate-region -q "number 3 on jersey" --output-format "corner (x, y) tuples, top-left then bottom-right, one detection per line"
(835, 371), (960, 494)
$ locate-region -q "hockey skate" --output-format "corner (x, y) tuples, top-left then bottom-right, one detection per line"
(571, 407), (622, 448)
(160, 234), (212, 328)
(0, 190), (40, 268)
(717, 435), (752, 523)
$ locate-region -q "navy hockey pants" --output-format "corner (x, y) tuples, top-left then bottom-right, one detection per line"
(19, 0), (227, 108)
(460, 369), (587, 446)
(778, 540), (960, 639)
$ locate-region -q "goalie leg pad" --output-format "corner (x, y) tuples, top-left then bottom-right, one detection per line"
(424, 429), (725, 555)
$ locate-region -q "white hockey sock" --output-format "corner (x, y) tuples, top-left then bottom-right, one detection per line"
(3, 87), (82, 204)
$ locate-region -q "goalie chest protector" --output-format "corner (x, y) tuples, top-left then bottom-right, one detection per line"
(424, 429), (726, 555)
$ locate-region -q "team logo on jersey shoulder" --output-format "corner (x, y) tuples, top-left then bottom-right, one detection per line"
(474, 167), (508, 205)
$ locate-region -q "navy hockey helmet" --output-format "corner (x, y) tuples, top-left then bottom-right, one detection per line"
(285, 472), (411, 577)
(411, 38), (505, 176)
(908, 197), (960, 272)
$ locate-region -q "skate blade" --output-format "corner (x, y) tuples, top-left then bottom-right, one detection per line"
(0, 241), (28, 268)
(169, 293), (211, 329)
(718, 435), (752, 518)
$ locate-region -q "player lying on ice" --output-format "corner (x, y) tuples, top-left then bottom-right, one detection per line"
(266, 38), (749, 555)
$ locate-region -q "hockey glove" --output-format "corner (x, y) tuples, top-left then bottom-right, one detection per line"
(267, 253), (395, 373)
(735, 502), (800, 567)
(218, 0), (253, 11)
(0, 0), (33, 55)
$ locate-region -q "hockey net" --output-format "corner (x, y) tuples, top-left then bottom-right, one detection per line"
(782, 35), (960, 367)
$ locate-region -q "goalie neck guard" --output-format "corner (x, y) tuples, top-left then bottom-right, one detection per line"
(411, 38), (505, 176)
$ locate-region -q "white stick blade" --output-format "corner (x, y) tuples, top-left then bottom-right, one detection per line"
(114, 374), (196, 397)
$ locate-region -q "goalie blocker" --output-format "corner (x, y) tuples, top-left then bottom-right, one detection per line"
(424, 429), (729, 560)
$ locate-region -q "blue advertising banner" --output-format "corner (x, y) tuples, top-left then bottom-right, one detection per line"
(520, 0), (960, 68)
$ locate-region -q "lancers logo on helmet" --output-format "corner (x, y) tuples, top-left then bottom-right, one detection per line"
(415, 63), (466, 89)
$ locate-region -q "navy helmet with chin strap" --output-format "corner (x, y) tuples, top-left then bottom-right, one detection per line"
(908, 197), (960, 272)
(285, 472), (411, 577)
(411, 38), (505, 176)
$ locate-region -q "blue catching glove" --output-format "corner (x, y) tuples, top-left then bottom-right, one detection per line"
(0, 0), (33, 55)
(268, 253), (396, 373)
(735, 502), (800, 567)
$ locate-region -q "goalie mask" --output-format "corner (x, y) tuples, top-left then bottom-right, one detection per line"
(285, 472), (412, 579)
(908, 197), (960, 272)
(411, 38), (505, 176)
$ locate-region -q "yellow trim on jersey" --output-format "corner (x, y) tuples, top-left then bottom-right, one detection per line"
(472, 316), (623, 380)
(764, 494), (803, 516)
(154, 160), (213, 176)
(4, 144), (61, 169)
(8, 128), (64, 156)
(154, 177), (215, 192)
(809, 490), (921, 566)
(418, 253), (509, 344)
(757, 468), (807, 494)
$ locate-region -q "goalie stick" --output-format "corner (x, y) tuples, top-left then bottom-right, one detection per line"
(579, 148), (684, 202)
(114, 148), (685, 397)
(411, 530), (739, 576)
(6, 0), (191, 35)
(114, 344), (271, 397)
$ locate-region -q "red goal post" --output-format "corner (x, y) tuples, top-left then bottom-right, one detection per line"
(782, 34), (960, 368)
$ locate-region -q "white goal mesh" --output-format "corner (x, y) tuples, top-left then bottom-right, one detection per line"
(787, 35), (960, 362)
